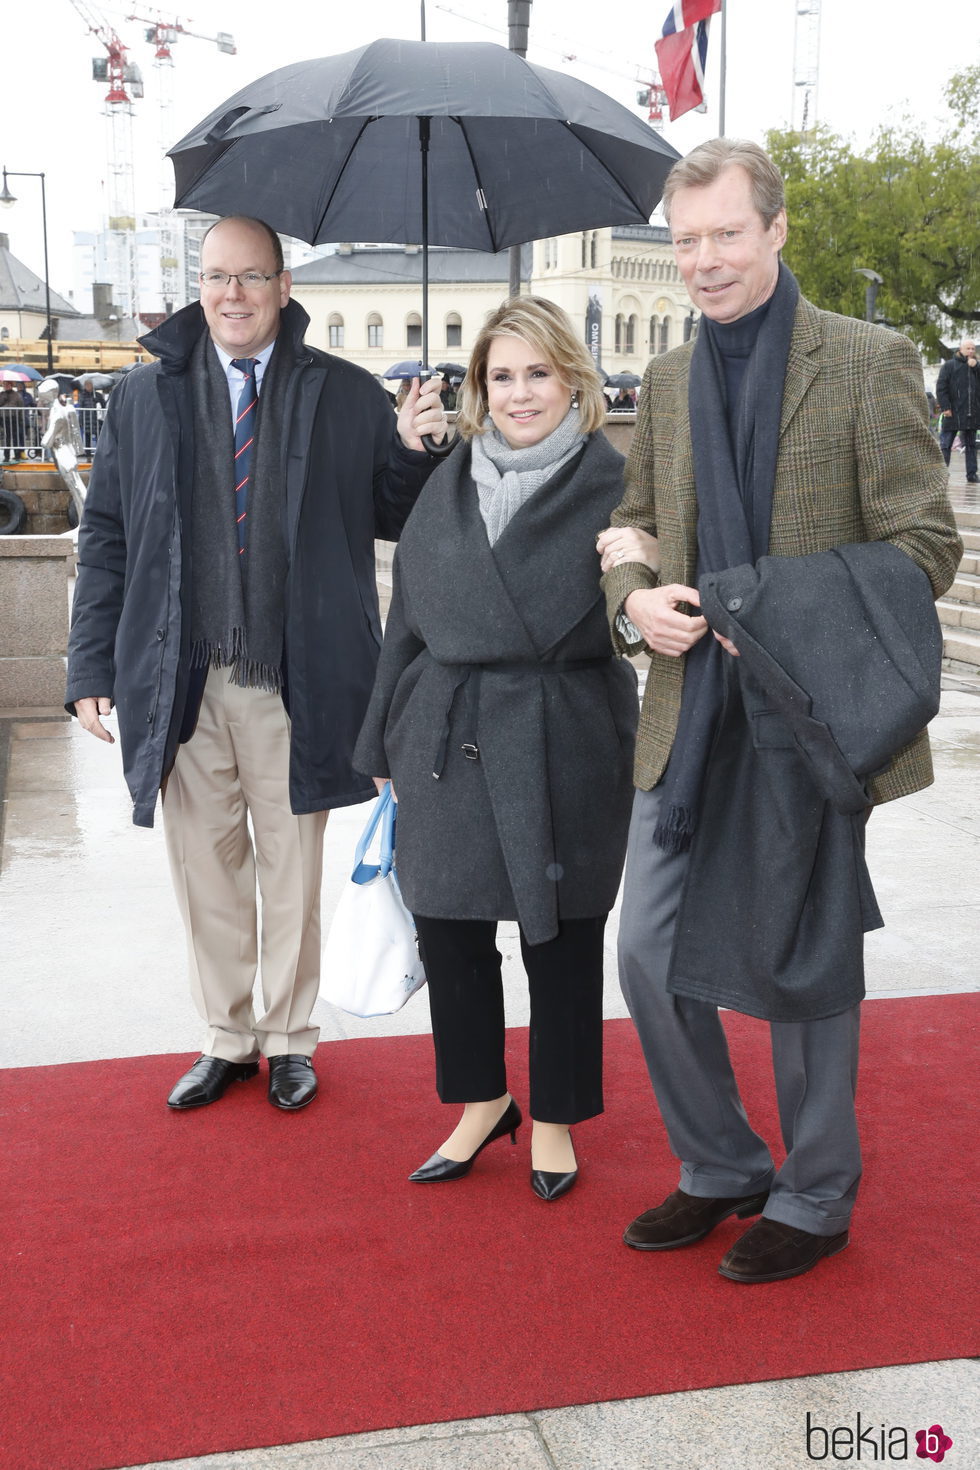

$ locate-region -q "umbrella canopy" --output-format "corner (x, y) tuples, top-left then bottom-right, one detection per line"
(383, 359), (436, 380)
(0, 369), (31, 382)
(606, 372), (642, 388)
(73, 373), (115, 389)
(434, 361), (468, 378)
(169, 40), (680, 254)
(1, 362), (43, 381)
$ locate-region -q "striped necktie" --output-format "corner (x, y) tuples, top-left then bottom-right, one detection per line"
(231, 358), (259, 554)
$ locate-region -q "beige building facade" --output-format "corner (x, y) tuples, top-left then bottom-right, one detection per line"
(288, 226), (693, 384)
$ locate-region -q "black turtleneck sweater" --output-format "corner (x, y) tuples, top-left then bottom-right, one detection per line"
(704, 294), (774, 435)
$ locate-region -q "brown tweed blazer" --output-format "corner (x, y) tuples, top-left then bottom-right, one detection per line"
(604, 296), (963, 804)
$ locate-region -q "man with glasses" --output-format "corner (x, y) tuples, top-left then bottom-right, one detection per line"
(67, 215), (447, 1112)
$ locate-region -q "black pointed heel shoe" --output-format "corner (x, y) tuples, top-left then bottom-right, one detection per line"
(530, 1130), (578, 1201)
(408, 1098), (522, 1182)
(531, 1166), (578, 1201)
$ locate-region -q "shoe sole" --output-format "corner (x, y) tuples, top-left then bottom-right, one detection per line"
(623, 1196), (768, 1251)
(718, 1234), (849, 1283)
(268, 1090), (318, 1111)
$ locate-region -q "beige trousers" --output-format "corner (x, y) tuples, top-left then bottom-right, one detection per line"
(162, 667), (328, 1063)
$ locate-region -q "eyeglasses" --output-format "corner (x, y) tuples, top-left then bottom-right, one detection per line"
(199, 270), (282, 288)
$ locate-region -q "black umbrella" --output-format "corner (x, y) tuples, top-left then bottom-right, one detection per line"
(434, 361), (468, 378)
(383, 359), (437, 380)
(606, 372), (642, 389)
(168, 38), (680, 420)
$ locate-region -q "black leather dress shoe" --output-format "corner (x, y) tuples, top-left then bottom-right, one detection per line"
(167, 1055), (259, 1110)
(718, 1217), (849, 1283)
(623, 1186), (770, 1250)
(409, 1098), (522, 1181)
(268, 1055), (318, 1110)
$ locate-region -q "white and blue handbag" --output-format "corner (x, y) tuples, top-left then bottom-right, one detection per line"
(322, 783), (427, 1017)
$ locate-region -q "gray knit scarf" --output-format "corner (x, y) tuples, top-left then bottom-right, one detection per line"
(470, 407), (587, 545)
(189, 331), (290, 691)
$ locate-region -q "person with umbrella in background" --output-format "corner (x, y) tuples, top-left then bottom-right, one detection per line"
(67, 214), (447, 1114)
(354, 296), (637, 1202)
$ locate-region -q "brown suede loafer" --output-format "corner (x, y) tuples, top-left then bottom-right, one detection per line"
(718, 1217), (849, 1283)
(623, 1186), (770, 1251)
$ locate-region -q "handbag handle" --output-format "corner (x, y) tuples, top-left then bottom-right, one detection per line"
(351, 783), (396, 885)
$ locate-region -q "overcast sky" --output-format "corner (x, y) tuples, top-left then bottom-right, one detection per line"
(4, 0), (978, 296)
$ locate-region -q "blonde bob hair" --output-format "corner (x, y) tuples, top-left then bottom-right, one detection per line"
(455, 295), (607, 439)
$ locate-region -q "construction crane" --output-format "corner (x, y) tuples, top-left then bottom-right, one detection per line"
(636, 80), (670, 132)
(128, 10), (236, 313)
(68, 0), (144, 319)
(793, 0), (823, 140)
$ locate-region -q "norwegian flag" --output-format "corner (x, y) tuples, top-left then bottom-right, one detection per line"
(655, 0), (723, 122)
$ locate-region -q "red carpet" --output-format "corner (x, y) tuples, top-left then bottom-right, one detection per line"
(0, 995), (976, 1470)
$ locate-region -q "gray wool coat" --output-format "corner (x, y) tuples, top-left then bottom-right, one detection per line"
(353, 432), (638, 945)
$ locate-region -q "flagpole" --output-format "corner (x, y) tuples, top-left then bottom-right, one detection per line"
(718, 0), (727, 137)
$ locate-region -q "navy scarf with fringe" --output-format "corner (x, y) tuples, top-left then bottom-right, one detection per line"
(653, 261), (800, 854)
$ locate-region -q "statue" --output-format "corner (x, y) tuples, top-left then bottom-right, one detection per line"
(37, 378), (86, 526)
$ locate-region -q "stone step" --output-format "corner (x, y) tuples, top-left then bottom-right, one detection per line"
(942, 626), (980, 669)
(946, 572), (979, 606)
(960, 550), (979, 576)
(960, 529), (980, 552)
(953, 507), (980, 530)
(938, 598), (980, 633)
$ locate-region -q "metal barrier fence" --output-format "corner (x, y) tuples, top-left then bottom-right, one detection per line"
(0, 407), (103, 462)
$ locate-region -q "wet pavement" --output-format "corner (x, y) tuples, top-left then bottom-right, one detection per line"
(1, 462), (977, 1469)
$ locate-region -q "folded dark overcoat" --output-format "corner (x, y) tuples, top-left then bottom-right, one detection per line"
(354, 433), (638, 945)
(667, 542), (943, 1022)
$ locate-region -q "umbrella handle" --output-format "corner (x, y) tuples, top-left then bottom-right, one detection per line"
(422, 431), (457, 457)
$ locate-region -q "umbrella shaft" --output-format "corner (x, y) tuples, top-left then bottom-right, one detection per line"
(420, 116), (430, 376)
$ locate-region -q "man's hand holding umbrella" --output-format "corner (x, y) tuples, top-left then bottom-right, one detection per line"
(396, 376), (448, 453)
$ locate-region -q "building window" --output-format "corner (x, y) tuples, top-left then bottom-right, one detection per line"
(650, 315), (658, 352)
(446, 312), (462, 348)
(659, 318), (670, 354)
(367, 313), (383, 349)
(327, 313), (343, 348)
(614, 314), (624, 353)
(683, 312), (695, 343)
(581, 234), (588, 269)
(406, 312), (422, 348)
(626, 314), (637, 355)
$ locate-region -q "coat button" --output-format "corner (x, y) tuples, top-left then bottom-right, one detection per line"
(155, 628), (165, 639)
(727, 596), (743, 612)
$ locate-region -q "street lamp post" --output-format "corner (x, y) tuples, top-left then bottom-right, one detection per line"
(853, 267), (883, 324)
(0, 167), (55, 374)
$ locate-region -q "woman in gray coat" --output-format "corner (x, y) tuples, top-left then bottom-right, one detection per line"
(354, 298), (637, 1201)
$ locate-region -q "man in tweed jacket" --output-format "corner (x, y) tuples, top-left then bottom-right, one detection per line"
(601, 139), (961, 1284)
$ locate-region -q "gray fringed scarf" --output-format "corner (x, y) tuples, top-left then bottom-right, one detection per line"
(470, 407), (587, 545)
(189, 332), (290, 691)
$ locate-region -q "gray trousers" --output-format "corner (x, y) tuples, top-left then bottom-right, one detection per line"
(618, 786), (862, 1235)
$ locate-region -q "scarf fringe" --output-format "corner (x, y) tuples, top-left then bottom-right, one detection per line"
(190, 632), (284, 693)
(653, 803), (697, 855)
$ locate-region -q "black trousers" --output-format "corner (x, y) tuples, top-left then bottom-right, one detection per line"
(413, 914), (606, 1125)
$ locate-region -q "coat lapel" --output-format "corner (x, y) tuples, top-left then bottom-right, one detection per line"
(490, 435), (623, 656)
(779, 298), (822, 439)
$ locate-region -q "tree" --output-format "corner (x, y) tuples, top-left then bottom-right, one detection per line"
(767, 66), (979, 357)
